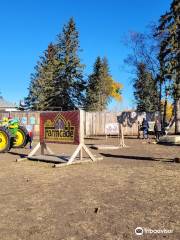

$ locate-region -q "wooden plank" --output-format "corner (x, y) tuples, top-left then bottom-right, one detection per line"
(120, 124), (125, 147)
(53, 156), (103, 168)
(54, 158), (92, 168)
(79, 147), (83, 160)
(45, 145), (54, 155)
(28, 142), (41, 157)
(92, 145), (120, 150)
(67, 144), (82, 164)
(16, 157), (27, 162)
(80, 110), (84, 143)
(82, 144), (96, 162)
(28, 155), (67, 163)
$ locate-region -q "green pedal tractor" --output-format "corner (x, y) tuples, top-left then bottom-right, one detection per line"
(0, 118), (30, 153)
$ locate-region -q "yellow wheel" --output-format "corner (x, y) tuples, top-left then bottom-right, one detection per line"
(0, 132), (8, 150)
(0, 127), (11, 153)
(13, 126), (29, 148)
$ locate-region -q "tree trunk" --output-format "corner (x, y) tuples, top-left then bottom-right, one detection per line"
(159, 81), (163, 122)
(163, 98), (167, 126)
(175, 98), (180, 134)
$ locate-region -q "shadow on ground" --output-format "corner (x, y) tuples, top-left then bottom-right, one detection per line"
(8, 151), (27, 158)
(100, 153), (174, 162)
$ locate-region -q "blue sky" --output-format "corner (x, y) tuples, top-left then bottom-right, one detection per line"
(0, 0), (171, 110)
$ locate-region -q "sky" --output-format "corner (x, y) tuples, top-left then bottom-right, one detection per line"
(0, 0), (171, 111)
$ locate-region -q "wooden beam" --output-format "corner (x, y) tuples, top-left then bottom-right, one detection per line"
(28, 142), (41, 157)
(16, 157), (27, 162)
(67, 144), (82, 165)
(82, 144), (96, 162)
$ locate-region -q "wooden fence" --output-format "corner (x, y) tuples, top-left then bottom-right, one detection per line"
(84, 111), (139, 136)
(0, 110), (172, 137)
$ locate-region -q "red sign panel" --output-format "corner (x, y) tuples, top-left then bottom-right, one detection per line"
(40, 111), (80, 144)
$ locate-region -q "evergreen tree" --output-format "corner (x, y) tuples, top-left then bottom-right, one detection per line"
(85, 57), (113, 111)
(55, 18), (86, 110)
(156, 0), (180, 133)
(26, 18), (85, 111)
(25, 59), (44, 110)
(134, 63), (159, 112)
(25, 43), (61, 110)
(41, 44), (62, 110)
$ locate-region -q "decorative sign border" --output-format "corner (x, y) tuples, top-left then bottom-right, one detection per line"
(40, 111), (80, 144)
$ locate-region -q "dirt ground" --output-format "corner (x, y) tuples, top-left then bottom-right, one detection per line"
(0, 137), (180, 240)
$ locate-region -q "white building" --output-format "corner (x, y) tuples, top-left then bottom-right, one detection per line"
(0, 97), (18, 112)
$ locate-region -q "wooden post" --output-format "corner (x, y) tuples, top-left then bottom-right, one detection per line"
(79, 110), (83, 161)
(41, 142), (45, 155)
(118, 124), (125, 147)
(119, 124), (121, 146)
(80, 110), (84, 144)
(120, 124), (125, 147)
(79, 148), (83, 160)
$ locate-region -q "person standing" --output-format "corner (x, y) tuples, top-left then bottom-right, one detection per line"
(154, 119), (162, 141)
(142, 118), (149, 139)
